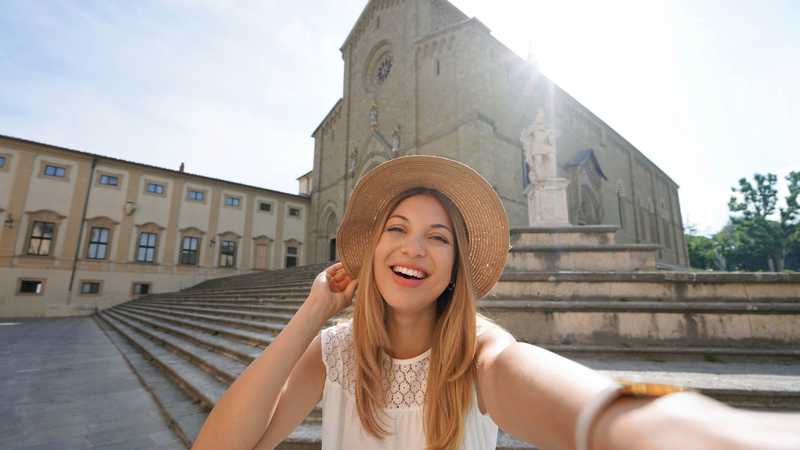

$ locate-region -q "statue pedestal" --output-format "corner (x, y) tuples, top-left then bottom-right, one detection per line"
(525, 178), (570, 226)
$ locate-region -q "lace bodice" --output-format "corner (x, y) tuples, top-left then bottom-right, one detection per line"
(321, 321), (430, 410)
(319, 320), (499, 449)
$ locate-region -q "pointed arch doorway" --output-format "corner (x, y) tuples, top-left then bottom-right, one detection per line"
(325, 211), (338, 262)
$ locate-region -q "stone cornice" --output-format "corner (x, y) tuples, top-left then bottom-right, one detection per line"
(413, 17), (488, 47)
(499, 271), (800, 284)
(311, 98), (344, 138)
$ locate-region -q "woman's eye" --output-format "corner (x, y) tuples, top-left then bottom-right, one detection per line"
(386, 226), (404, 233)
(432, 235), (449, 244)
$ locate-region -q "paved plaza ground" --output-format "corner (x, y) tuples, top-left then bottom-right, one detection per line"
(0, 317), (185, 450)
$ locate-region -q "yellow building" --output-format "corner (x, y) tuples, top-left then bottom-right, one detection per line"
(0, 135), (309, 318)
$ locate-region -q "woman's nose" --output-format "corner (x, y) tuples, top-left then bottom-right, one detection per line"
(401, 235), (427, 257)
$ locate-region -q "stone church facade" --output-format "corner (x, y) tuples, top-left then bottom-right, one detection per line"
(306, 0), (688, 267)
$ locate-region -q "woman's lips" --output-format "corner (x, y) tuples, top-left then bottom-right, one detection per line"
(391, 269), (425, 288)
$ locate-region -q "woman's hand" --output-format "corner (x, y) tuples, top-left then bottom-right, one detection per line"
(305, 262), (359, 323)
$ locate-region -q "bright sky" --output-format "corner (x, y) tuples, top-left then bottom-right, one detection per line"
(1, 0), (797, 235)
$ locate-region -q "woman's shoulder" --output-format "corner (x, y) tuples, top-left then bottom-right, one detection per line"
(475, 316), (516, 362)
(321, 319), (354, 354)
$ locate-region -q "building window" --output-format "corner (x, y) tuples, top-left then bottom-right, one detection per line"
(188, 190), (205, 202)
(147, 182), (165, 195)
(136, 232), (158, 263)
(435, 59), (440, 76)
(44, 165), (66, 177)
(27, 221), (55, 256)
(87, 227), (110, 260)
(375, 54), (393, 84)
(0, 155), (6, 168)
(289, 207), (301, 218)
(80, 281), (101, 295)
(132, 282), (151, 296)
(259, 202), (272, 212)
(219, 240), (237, 267)
(224, 196), (241, 207)
(180, 236), (200, 265)
(99, 174), (119, 186)
(19, 279), (44, 294)
(286, 246), (298, 268)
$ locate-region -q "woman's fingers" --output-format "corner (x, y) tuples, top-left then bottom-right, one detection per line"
(343, 279), (359, 299)
(323, 262), (357, 295)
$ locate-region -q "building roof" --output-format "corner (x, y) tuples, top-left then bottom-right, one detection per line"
(0, 134), (309, 200)
(311, 98), (344, 138)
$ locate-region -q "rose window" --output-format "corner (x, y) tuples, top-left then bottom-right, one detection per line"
(376, 56), (393, 83)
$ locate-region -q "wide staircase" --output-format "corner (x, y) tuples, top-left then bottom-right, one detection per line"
(94, 227), (800, 449)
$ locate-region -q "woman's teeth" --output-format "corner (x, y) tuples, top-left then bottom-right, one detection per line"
(392, 266), (426, 279)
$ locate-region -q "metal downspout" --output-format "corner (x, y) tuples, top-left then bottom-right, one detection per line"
(67, 157), (97, 304)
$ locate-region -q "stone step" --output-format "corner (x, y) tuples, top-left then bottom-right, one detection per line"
(146, 292), (309, 302)
(116, 305), (276, 347)
(104, 309), (322, 422)
(491, 271), (800, 300)
(133, 304), (297, 323)
(482, 305), (799, 350)
(104, 309), (249, 385)
(480, 298), (800, 313)
(545, 344), (800, 363)
(576, 357), (800, 410)
(175, 290), (311, 301)
(96, 311), (324, 449)
(143, 300), (302, 314)
(187, 278), (316, 291)
(93, 314), (209, 448)
(507, 245), (659, 272)
(96, 311), (227, 410)
(160, 285), (311, 296)
(189, 271), (323, 291)
(511, 225), (618, 246)
(124, 304), (287, 334)
(112, 308), (265, 364)
(143, 296), (306, 306)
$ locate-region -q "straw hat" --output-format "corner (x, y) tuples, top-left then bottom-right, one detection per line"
(336, 155), (509, 298)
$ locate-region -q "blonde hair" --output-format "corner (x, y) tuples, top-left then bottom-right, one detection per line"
(351, 188), (477, 450)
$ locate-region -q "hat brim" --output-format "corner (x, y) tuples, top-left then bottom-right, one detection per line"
(336, 155), (509, 299)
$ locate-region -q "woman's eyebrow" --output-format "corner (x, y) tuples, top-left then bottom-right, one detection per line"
(430, 224), (453, 233)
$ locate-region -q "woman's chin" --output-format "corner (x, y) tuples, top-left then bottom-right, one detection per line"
(382, 295), (438, 316)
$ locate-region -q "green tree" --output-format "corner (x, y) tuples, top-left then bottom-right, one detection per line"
(713, 223), (768, 271)
(685, 225), (718, 270)
(728, 171), (800, 271)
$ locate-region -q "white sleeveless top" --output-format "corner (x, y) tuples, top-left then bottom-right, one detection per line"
(320, 321), (499, 450)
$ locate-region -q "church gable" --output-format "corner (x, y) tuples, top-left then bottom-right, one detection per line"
(341, 0), (469, 54)
(429, 0), (468, 33)
(341, 0), (407, 53)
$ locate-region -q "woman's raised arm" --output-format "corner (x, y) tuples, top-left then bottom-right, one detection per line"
(476, 332), (800, 450)
(191, 264), (357, 450)
(475, 331), (615, 450)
